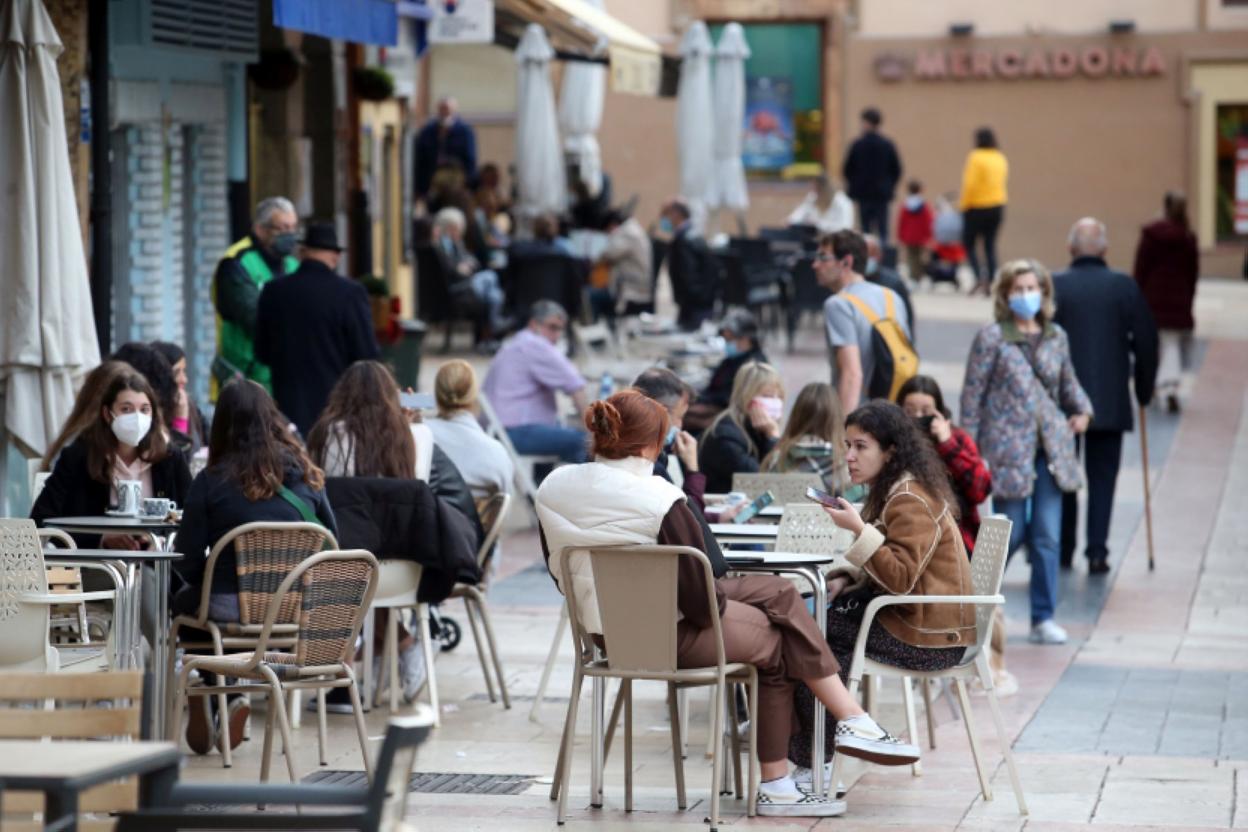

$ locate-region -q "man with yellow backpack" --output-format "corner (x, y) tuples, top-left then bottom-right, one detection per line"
(211, 196), (299, 399)
(814, 229), (917, 413)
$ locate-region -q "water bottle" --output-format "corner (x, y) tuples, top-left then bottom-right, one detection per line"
(599, 372), (614, 401)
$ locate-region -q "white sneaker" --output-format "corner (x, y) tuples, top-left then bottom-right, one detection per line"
(833, 714), (921, 766)
(399, 641), (427, 703)
(970, 668), (1020, 698)
(791, 763), (846, 798)
(756, 784), (846, 817)
(1029, 619), (1068, 645)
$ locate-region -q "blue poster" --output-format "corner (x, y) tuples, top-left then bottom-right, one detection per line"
(742, 76), (794, 171)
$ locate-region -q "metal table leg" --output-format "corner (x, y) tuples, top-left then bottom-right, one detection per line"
(794, 566), (828, 797)
(152, 559), (171, 739)
(591, 674), (605, 808)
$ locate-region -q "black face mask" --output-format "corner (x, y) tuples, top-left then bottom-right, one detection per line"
(915, 415), (935, 434)
(269, 232), (298, 257)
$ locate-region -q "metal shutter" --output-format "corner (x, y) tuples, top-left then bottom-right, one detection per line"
(148, 0), (258, 57)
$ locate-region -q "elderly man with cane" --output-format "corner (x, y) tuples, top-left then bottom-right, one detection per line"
(1053, 218), (1159, 575)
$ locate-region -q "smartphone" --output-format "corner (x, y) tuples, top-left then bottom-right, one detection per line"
(398, 391), (435, 410)
(916, 414), (936, 433)
(806, 486), (843, 508)
(732, 490), (775, 525)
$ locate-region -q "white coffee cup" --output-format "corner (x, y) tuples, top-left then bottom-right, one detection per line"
(114, 480), (143, 516)
(142, 497), (176, 517)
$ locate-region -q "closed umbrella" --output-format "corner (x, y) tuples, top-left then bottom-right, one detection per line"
(558, 0), (605, 198)
(0, 0), (100, 487)
(707, 23), (750, 220)
(514, 23), (565, 225)
(676, 21), (713, 230)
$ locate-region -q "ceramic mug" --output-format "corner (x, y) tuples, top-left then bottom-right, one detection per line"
(142, 497), (176, 517)
(114, 480), (143, 516)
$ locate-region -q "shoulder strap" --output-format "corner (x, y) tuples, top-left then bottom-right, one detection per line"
(842, 292), (880, 324)
(277, 484), (322, 526)
(1013, 341), (1059, 403)
(883, 289), (895, 320)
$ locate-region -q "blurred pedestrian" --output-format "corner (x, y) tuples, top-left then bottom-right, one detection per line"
(842, 108), (902, 244)
(432, 206), (508, 342)
(959, 128), (1008, 295)
(1054, 218), (1158, 574)
(1132, 192), (1198, 413)
(212, 196), (298, 396)
(415, 97), (477, 205)
(960, 259), (1092, 644)
(864, 233), (916, 342)
(598, 209), (654, 318)
(660, 198), (720, 331)
(787, 176), (855, 235)
(896, 180), (934, 283)
(683, 309), (768, 434)
(254, 223), (380, 437)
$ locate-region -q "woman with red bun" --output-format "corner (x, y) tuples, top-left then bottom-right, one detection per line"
(536, 389), (919, 818)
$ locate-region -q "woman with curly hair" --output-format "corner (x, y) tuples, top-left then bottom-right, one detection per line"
(789, 400), (976, 783)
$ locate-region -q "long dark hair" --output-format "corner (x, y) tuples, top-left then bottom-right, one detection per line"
(974, 127), (998, 149)
(111, 343), (178, 431)
(81, 369), (170, 485)
(209, 380), (324, 501)
(895, 375), (951, 418)
(151, 341), (205, 442)
(307, 361), (415, 479)
(42, 361), (133, 472)
(846, 401), (958, 523)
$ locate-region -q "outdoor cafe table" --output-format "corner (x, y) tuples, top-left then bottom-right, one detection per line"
(708, 522), (779, 548)
(42, 516), (181, 738)
(723, 550), (842, 797)
(0, 739), (180, 832)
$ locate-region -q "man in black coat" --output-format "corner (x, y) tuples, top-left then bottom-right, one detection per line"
(1053, 218), (1159, 574)
(254, 223), (380, 437)
(414, 97), (477, 202)
(841, 108), (902, 245)
(661, 199), (721, 331)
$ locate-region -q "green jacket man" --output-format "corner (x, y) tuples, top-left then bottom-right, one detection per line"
(212, 197), (299, 398)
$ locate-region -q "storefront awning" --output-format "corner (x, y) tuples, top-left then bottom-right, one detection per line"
(273, 0), (399, 47)
(495, 0), (662, 96)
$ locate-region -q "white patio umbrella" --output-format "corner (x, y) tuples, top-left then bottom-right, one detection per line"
(0, 0), (100, 489)
(514, 23), (566, 226)
(676, 21), (714, 230)
(706, 23), (750, 219)
(557, 0), (606, 198)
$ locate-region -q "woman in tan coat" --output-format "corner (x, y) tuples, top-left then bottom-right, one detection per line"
(790, 400), (976, 781)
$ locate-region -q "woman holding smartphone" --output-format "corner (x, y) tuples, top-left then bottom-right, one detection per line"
(789, 401), (974, 783)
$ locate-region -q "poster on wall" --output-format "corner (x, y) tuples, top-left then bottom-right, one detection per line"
(742, 76), (794, 171)
(428, 0), (494, 44)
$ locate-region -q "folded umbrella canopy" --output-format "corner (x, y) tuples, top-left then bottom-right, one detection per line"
(706, 22), (750, 215)
(676, 21), (714, 230)
(514, 23), (567, 225)
(0, 0), (100, 466)
(557, 0), (606, 199)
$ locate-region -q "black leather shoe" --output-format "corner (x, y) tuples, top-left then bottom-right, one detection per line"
(1088, 558), (1111, 575)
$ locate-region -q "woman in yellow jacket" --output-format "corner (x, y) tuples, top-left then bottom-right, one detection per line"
(959, 127), (1009, 295)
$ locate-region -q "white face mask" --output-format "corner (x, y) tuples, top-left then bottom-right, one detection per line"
(753, 396), (784, 422)
(111, 411), (152, 447)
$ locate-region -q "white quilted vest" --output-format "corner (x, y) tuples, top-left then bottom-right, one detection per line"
(536, 456), (686, 634)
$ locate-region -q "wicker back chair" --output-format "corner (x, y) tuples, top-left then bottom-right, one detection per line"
(174, 550), (380, 784)
(166, 521), (338, 767)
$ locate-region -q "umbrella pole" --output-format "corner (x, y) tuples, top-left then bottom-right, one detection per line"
(1138, 405), (1156, 571)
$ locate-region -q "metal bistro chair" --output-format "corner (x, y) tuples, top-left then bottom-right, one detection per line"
(731, 472), (824, 508)
(173, 550), (380, 785)
(478, 391), (557, 526)
(166, 521), (338, 767)
(827, 516), (1027, 814)
(118, 708), (435, 831)
(552, 545), (760, 830)
(774, 503), (855, 557)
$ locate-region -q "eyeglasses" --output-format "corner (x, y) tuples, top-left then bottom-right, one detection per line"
(815, 252), (836, 263)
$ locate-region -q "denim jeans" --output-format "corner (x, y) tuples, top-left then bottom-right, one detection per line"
(507, 423), (588, 464)
(471, 269), (507, 331)
(994, 453), (1063, 625)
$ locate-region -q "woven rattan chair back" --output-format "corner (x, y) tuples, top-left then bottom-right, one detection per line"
(474, 492), (512, 571)
(774, 504), (855, 555)
(286, 551), (379, 669)
(209, 522), (337, 627)
(731, 472), (823, 505)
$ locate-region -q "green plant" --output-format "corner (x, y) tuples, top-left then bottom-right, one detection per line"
(353, 66), (395, 102)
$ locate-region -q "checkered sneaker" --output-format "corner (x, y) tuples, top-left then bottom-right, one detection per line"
(833, 716), (921, 766)
(756, 788), (847, 817)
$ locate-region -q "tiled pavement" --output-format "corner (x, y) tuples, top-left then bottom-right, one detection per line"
(179, 282), (1248, 830)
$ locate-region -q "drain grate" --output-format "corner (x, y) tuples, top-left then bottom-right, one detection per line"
(305, 770), (536, 796)
(466, 692), (567, 704)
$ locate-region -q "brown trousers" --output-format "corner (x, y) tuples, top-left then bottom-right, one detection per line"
(676, 576), (839, 762)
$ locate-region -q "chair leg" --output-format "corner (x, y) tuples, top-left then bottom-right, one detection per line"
(704, 685), (717, 758)
(708, 680), (725, 832)
(164, 622), (181, 742)
(676, 687), (689, 759)
(531, 604), (567, 722)
(954, 677), (993, 802)
(602, 681), (625, 764)
(345, 672), (374, 779)
(463, 599), (497, 703)
(747, 674), (759, 817)
(265, 676), (298, 784)
(316, 688), (329, 766)
(259, 687), (276, 785)
(978, 656), (1028, 815)
(902, 677), (922, 777)
(362, 608), (377, 710)
(473, 593), (512, 709)
(666, 683), (688, 810)
(828, 676), (861, 799)
(289, 689), (302, 729)
(550, 677), (574, 801)
(727, 685), (743, 799)
(623, 679), (633, 813)
(386, 610), (401, 713)
(416, 603), (440, 726)
(921, 678), (938, 749)
(555, 668), (585, 825)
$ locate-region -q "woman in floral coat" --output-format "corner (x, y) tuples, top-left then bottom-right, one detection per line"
(960, 259), (1093, 646)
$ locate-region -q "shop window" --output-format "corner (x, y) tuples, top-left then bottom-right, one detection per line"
(1215, 103), (1248, 242)
(709, 22), (823, 178)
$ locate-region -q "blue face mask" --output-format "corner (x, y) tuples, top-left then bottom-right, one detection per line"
(1008, 290), (1043, 320)
(664, 425), (679, 449)
(658, 217), (674, 234)
(723, 341), (742, 358)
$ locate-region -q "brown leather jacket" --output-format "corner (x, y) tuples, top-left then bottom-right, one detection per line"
(843, 475), (977, 648)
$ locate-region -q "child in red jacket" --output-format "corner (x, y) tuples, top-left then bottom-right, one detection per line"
(896, 180), (934, 283)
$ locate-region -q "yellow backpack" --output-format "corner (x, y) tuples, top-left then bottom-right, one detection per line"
(843, 290), (918, 401)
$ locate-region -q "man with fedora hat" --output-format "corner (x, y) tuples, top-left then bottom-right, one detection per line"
(255, 222), (380, 435)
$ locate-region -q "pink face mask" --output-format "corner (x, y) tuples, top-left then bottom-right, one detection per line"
(752, 396), (784, 422)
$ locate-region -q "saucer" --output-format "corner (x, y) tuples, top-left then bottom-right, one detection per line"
(105, 509), (140, 518)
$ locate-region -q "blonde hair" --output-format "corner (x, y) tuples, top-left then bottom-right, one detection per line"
(992, 258), (1056, 326)
(435, 359), (479, 415)
(705, 361), (784, 457)
(763, 382), (845, 474)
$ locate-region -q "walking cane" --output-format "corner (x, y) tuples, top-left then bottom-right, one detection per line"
(1138, 405), (1156, 571)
